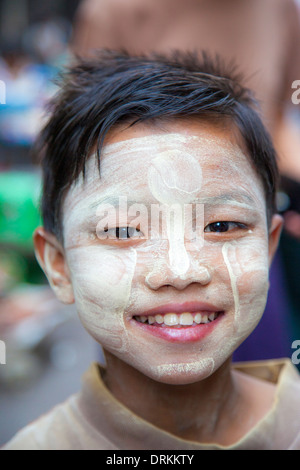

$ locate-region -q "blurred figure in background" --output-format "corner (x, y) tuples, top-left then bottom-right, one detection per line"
(0, 3), (98, 445)
(0, 14), (74, 386)
(0, 42), (55, 152)
(71, 0), (300, 364)
(0, 18), (71, 156)
(72, 0), (299, 142)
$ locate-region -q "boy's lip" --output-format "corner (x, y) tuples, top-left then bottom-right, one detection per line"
(133, 301), (223, 317)
(130, 301), (224, 343)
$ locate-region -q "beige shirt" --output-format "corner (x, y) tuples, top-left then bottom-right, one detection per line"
(72, 0), (300, 134)
(3, 359), (300, 450)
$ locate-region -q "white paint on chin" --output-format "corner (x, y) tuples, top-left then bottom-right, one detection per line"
(152, 358), (215, 384)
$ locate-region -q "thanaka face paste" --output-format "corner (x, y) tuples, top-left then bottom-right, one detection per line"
(61, 121), (271, 385)
(147, 149), (203, 277)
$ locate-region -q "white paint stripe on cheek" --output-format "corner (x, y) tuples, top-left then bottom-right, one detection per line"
(121, 248), (138, 350)
(103, 247), (137, 353)
(222, 242), (240, 322)
(68, 248), (137, 354)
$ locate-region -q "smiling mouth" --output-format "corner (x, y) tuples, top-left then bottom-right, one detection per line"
(133, 311), (222, 328)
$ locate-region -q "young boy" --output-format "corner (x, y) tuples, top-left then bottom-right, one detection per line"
(3, 51), (300, 450)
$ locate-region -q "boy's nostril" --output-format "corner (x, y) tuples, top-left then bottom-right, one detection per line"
(145, 264), (212, 290)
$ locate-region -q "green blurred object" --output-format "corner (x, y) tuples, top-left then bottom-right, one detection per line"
(0, 249), (27, 292)
(0, 171), (42, 252)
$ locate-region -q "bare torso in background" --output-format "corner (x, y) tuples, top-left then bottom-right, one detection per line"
(72, 0), (300, 154)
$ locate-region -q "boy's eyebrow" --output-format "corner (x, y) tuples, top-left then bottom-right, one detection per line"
(88, 192), (259, 210)
(198, 191), (259, 208)
(88, 197), (152, 210)
(89, 197), (119, 209)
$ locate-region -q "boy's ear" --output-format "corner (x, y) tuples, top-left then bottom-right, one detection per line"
(33, 227), (75, 304)
(268, 214), (284, 266)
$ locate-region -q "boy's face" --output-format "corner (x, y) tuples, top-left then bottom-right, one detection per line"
(37, 119), (282, 385)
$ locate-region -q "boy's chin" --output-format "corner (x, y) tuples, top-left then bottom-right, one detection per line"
(137, 357), (217, 385)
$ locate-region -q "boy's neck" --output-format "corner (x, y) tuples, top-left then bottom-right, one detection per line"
(101, 351), (247, 445)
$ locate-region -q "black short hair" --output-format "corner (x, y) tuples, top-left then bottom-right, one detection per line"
(36, 50), (279, 238)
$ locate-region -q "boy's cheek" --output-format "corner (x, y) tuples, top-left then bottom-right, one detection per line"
(65, 246), (137, 353)
(222, 239), (270, 338)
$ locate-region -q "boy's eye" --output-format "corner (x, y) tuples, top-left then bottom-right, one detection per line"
(204, 221), (247, 233)
(104, 226), (143, 240)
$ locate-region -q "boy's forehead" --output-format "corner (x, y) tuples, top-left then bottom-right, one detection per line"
(102, 119), (241, 156)
(63, 120), (266, 214)
(86, 121), (260, 189)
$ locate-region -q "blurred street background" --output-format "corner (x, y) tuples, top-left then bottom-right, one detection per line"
(0, 0), (100, 446)
(1, 0), (300, 448)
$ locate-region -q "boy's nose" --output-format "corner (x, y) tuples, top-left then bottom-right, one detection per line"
(145, 261), (212, 291)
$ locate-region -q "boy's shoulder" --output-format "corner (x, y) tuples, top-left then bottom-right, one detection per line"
(233, 357), (300, 384)
(3, 359), (300, 450)
(2, 394), (81, 450)
(232, 358), (300, 449)
(1, 388), (113, 451)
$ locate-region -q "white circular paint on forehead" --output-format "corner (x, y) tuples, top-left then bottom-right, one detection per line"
(147, 149), (203, 205)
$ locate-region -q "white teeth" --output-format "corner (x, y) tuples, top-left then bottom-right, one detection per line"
(135, 311), (220, 326)
(155, 315), (164, 324)
(164, 313), (179, 326)
(179, 313), (194, 326)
